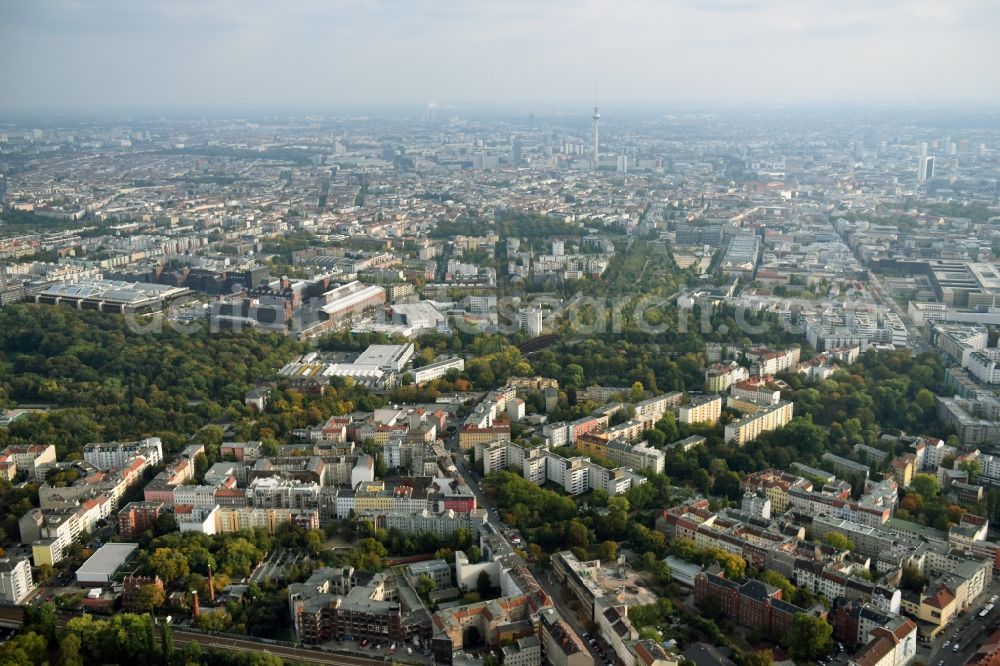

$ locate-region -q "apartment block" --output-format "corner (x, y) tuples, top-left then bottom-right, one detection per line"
(0, 557), (35, 603)
(83, 437), (163, 470)
(0, 444), (56, 482)
(117, 501), (165, 540)
(382, 508), (488, 537)
(705, 362), (750, 393)
(459, 425), (511, 450)
(724, 401), (794, 445)
(678, 396), (722, 425)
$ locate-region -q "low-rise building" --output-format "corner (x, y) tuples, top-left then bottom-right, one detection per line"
(75, 543), (139, 587)
(693, 570), (821, 636)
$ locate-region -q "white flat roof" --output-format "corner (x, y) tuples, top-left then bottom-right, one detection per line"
(75, 543), (139, 579)
(355, 344), (411, 366)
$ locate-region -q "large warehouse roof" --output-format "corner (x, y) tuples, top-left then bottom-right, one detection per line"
(75, 543), (139, 580)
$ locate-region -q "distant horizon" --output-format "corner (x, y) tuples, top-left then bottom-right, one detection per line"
(2, 1), (998, 117)
(2, 100), (1000, 125)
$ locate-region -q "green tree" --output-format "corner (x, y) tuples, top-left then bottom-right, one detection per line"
(135, 583), (166, 613)
(0, 631), (47, 666)
(784, 613), (832, 661)
(911, 473), (940, 498)
(960, 460), (981, 482)
(23, 602), (57, 646)
(147, 547), (191, 584)
(153, 513), (177, 536)
(760, 570), (795, 598)
(596, 540), (618, 562)
(193, 425), (225, 463)
(193, 608), (232, 632)
(915, 388), (936, 411)
(823, 532), (855, 551)
(160, 623), (173, 666)
(59, 632), (84, 666)
(740, 650), (773, 666)
(35, 563), (54, 584)
(477, 571), (493, 598)
(656, 413), (679, 443)
(712, 471), (742, 500)
(564, 364), (585, 388)
(193, 453), (209, 483)
(567, 519), (590, 549)
(645, 429), (666, 448)
(900, 564), (928, 592)
(416, 574), (437, 596)
(692, 469), (712, 495)
(304, 529), (324, 556)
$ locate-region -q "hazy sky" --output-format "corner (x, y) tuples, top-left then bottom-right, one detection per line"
(2, 0), (998, 114)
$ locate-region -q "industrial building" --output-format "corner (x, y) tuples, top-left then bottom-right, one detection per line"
(34, 279), (190, 313)
(75, 543), (140, 586)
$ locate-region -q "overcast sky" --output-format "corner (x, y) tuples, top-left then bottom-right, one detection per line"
(1, 0), (998, 114)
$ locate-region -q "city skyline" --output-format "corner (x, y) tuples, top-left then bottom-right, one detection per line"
(1, 0), (999, 114)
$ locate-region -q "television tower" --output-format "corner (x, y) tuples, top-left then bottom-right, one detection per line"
(592, 85), (601, 171)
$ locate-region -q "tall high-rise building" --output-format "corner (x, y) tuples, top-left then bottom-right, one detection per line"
(918, 156), (935, 183)
(512, 138), (523, 165)
(917, 142), (929, 181)
(521, 308), (543, 337)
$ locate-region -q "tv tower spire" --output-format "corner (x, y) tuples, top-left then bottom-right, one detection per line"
(592, 83), (601, 171)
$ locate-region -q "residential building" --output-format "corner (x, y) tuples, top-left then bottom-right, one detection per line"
(0, 444), (57, 482)
(459, 425), (511, 450)
(538, 607), (594, 666)
(0, 557), (34, 604)
(502, 636), (542, 666)
(822, 453), (871, 483)
(83, 437), (163, 470)
(724, 401), (794, 445)
(117, 501), (164, 540)
(382, 508), (488, 537)
(705, 362), (750, 393)
(679, 396), (722, 425)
